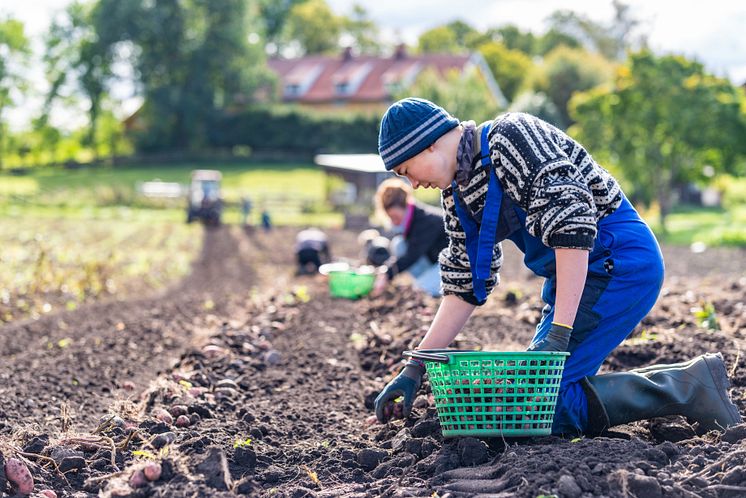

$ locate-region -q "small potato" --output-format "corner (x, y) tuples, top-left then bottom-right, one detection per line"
(5, 457), (34, 495)
(152, 408), (173, 425)
(364, 415), (379, 426)
(392, 403), (403, 418)
(169, 405), (189, 417)
(143, 462), (162, 482)
(129, 469), (147, 488)
(39, 490), (57, 498)
(175, 415), (191, 427)
(382, 402), (394, 420)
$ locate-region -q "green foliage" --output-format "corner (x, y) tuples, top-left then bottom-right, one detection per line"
(233, 437), (252, 449)
(340, 4), (381, 55)
(92, 0), (274, 152)
(534, 28), (582, 56)
(715, 175), (746, 209)
(259, 0), (306, 55)
(212, 106), (379, 155)
(0, 17), (31, 167)
(417, 25), (462, 54)
(285, 0), (341, 55)
(477, 42), (534, 102)
(490, 25), (537, 55)
(544, 4), (642, 60)
(571, 51), (746, 229)
(395, 68), (501, 123)
(692, 302), (720, 331)
(646, 204), (746, 247)
(509, 91), (564, 129)
(530, 46), (615, 128)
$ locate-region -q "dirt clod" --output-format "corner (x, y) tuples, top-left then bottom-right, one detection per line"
(357, 448), (388, 470)
(195, 447), (232, 490)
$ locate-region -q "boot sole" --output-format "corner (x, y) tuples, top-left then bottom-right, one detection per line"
(702, 353), (742, 429)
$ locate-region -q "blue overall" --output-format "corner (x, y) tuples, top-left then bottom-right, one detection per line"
(452, 125), (665, 434)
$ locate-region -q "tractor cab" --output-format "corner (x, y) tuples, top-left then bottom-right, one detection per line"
(187, 169), (223, 225)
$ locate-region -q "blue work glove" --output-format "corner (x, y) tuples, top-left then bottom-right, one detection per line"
(374, 362), (424, 423)
(528, 322), (573, 352)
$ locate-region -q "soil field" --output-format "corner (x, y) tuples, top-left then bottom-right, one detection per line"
(1, 226), (746, 498)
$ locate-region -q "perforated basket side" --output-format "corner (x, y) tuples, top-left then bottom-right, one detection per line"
(425, 352), (567, 437)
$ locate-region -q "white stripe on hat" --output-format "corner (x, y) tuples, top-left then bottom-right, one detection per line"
(380, 111), (444, 157)
(382, 114), (452, 163)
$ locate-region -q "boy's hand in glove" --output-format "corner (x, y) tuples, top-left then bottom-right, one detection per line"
(374, 361), (425, 423)
(528, 322), (573, 352)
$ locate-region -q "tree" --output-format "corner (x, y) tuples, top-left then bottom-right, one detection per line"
(90, 0), (273, 151)
(544, 2), (644, 60)
(0, 17), (30, 168)
(509, 91), (563, 128)
(417, 26), (461, 54)
(477, 41), (533, 103)
(340, 4), (381, 55)
(42, 2), (111, 160)
(396, 67), (501, 123)
(534, 28), (581, 55)
(491, 25), (536, 55)
(284, 0), (341, 55)
(530, 46), (615, 128)
(570, 51), (746, 231)
(258, 0), (306, 56)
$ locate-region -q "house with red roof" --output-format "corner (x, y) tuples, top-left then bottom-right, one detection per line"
(267, 45), (506, 112)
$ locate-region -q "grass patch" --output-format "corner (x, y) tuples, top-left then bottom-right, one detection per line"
(0, 162), (343, 227)
(647, 204), (746, 247)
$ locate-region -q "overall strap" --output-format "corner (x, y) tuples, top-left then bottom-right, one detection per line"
(451, 124), (503, 304)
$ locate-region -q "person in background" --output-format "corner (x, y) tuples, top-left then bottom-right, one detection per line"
(372, 97), (741, 436)
(371, 179), (448, 297)
(241, 196), (253, 226)
(261, 208), (272, 232)
(295, 227), (331, 275)
(358, 229), (391, 267)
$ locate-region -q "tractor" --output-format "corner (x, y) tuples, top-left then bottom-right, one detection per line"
(186, 169), (223, 226)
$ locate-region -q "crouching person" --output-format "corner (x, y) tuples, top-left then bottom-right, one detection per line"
(372, 97), (742, 435)
(371, 179), (448, 297)
(295, 227), (330, 275)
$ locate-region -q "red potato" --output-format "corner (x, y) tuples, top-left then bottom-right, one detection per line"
(175, 415), (191, 427)
(143, 462), (162, 482)
(152, 408), (173, 425)
(5, 457), (34, 495)
(169, 405), (189, 417)
(382, 402), (393, 421)
(39, 490), (57, 498)
(392, 403), (403, 418)
(364, 415), (379, 426)
(129, 469), (147, 488)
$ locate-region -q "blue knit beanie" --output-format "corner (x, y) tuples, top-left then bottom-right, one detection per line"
(378, 98), (459, 171)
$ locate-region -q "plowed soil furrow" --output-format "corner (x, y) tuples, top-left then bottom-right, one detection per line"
(0, 226), (256, 432)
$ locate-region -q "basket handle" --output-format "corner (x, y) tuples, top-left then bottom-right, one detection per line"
(403, 350), (450, 363)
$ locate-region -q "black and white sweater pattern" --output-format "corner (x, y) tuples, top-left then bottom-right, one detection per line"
(439, 112), (623, 304)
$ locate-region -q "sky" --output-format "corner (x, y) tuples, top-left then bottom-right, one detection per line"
(2, 0), (746, 130)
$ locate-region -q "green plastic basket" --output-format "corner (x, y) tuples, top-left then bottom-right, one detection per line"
(406, 350), (569, 437)
(327, 269), (375, 299)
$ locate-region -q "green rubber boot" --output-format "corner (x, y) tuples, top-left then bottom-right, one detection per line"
(583, 353), (742, 434)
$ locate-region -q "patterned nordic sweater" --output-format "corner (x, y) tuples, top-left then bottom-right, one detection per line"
(439, 112), (623, 305)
